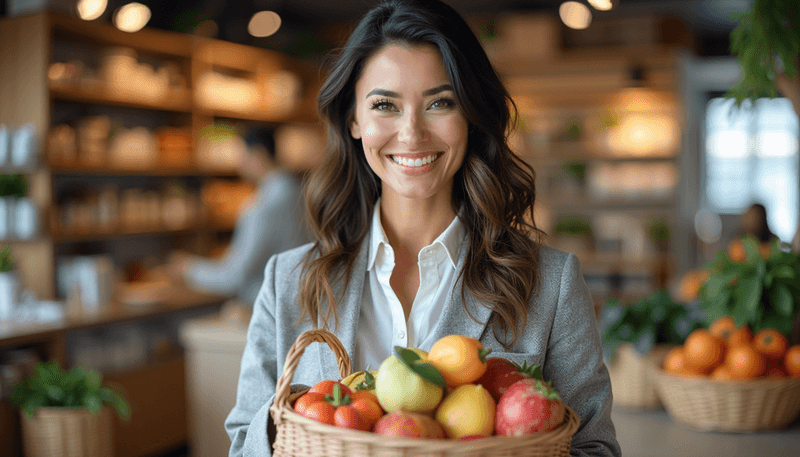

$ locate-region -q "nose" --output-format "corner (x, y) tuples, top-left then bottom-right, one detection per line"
(397, 111), (427, 146)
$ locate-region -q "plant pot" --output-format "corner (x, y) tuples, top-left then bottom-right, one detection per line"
(607, 343), (672, 409)
(14, 197), (39, 240)
(20, 407), (113, 457)
(0, 271), (20, 321)
(0, 197), (16, 240)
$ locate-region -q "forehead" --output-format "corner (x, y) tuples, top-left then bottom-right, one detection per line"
(356, 43), (450, 93)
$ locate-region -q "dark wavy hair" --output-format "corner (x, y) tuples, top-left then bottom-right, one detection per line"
(298, 0), (543, 349)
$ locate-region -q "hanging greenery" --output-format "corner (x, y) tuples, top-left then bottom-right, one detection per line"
(727, 0), (800, 105)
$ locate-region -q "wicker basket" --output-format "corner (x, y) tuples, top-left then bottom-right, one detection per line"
(20, 407), (113, 457)
(652, 368), (800, 432)
(269, 329), (581, 457)
(607, 344), (672, 409)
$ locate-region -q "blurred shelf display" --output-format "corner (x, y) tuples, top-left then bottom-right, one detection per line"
(0, 12), (322, 457)
(503, 45), (684, 302)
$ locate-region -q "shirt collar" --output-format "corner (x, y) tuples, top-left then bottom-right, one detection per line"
(367, 199), (466, 270)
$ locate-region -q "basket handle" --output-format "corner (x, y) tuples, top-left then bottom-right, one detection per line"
(272, 329), (352, 419)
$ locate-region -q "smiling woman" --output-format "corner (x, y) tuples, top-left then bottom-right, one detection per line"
(224, 1), (621, 456)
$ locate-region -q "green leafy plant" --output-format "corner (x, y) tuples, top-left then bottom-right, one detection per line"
(699, 235), (799, 335)
(0, 244), (14, 272)
(11, 360), (130, 420)
(648, 219), (671, 251)
(560, 161), (587, 180)
(553, 215), (593, 237)
(0, 174), (28, 198)
(599, 289), (705, 360)
(727, 0), (800, 105)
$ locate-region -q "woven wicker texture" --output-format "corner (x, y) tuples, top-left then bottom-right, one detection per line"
(20, 407), (113, 457)
(608, 344), (672, 409)
(270, 329), (579, 457)
(653, 369), (800, 432)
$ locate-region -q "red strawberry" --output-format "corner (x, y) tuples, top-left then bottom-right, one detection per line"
(474, 357), (543, 402)
(495, 378), (565, 436)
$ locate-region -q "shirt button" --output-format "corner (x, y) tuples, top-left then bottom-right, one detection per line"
(397, 331), (405, 339)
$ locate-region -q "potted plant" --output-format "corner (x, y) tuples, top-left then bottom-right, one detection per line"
(0, 243), (19, 321)
(698, 235), (799, 339)
(0, 174), (26, 239)
(552, 214), (594, 254)
(11, 360), (130, 457)
(598, 289), (705, 408)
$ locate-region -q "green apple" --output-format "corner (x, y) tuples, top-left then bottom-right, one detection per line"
(375, 348), (443, 413)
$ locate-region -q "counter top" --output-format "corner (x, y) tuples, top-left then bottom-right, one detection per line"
(0, 284), (225, 349)
(613, 406), (800, 457)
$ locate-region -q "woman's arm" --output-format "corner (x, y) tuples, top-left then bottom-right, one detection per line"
(225, 254), (280, 457)
(544, 253), (621, 457)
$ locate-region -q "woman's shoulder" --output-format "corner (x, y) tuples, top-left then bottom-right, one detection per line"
(270, 242), (315, 276)
(537, 244), (578, 274)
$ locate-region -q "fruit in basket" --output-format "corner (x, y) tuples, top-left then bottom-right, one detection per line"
(341, 370), (378, 392)
(375, 348), (444, 413)
(683, 329), (724, 373)
(435, 384), (496, 438)
(728, 325), (753, 346)
(495, 379), (565, 436)
(427, 335), (492, 387)
(349, 390), (384, 430)
(374, 410), (446, 438)
(309, 380), (353, 397)
(784, 345), (800, 376)
(473, 358), (544, 402)
(296, 384), (370, 431)
(709, 316), (737, 341)
(724, 343), (766, 379)
(753, 328), (789, 361)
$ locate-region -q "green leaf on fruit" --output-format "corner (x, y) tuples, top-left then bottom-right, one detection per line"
(355, 371), (376, 391)
(394, 347), (446, 388)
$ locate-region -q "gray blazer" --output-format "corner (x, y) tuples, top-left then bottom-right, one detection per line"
(225, 240), (621, 457)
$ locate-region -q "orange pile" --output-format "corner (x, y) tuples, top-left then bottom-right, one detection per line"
(663, 316), (800, 380)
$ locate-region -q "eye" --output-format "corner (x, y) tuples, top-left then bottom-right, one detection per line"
(370, 98), (397, 112)
(429, 97), (456, 110)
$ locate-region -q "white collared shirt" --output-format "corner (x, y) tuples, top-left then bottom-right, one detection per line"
(354, 200), (467, 372)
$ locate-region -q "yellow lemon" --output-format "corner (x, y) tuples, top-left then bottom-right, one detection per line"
(435, 384), (495, 439)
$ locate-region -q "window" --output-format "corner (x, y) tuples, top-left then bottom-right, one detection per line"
(705, 97), (799, 242)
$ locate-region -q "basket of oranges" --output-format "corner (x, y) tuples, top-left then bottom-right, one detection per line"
(269, 329), (580, 457)
(652, 316), (800, 432)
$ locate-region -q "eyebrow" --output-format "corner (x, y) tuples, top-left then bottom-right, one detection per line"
(365, 84), (454, 99)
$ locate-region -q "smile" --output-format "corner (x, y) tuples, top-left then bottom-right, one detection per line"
(390, 153), (442, 167)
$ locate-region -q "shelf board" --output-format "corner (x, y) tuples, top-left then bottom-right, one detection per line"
(529, 152), (677, 167)
(50, 85), (192, 113)
(52, 223), (234, 243)
(541, 195), (677, 210)
(49, 164), (238, 178)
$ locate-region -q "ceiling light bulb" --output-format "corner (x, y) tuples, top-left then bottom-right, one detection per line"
(76, 0), (107, 20)
(559, 1), (592, 30)
(114, 3), (151, 33)
(588, 0), (617, 11)
(248, 11), (281, 38)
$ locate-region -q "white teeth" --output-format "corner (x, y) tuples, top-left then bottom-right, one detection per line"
(391, 153), (440, 167)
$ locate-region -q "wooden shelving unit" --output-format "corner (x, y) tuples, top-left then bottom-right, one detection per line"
(0, 11), (322, 457)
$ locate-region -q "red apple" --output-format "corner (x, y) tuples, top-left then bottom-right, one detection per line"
(494, 379), (565, 436)
(474, 358), (543, 402)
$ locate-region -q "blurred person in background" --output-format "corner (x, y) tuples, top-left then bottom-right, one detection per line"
(739, 203), (776, 244)
(168, 127), (309, 306)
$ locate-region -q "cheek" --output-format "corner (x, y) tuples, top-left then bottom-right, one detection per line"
(360, 121), (391, 151)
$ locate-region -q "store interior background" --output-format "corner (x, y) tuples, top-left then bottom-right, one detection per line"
(1, 0), (798, 456)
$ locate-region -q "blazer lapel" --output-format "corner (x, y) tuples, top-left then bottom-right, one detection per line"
(430, 244), (492, 343)
(317, 240), (368, 379)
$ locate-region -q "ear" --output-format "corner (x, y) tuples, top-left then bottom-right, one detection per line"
(349, 118), (362, 139)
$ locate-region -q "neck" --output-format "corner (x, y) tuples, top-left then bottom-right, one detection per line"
(379, 192), (455, 255)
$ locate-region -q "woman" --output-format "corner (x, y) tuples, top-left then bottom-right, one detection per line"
(226, 1), (620, 456)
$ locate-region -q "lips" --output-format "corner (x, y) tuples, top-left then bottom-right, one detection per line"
(390, 153), (442, 167)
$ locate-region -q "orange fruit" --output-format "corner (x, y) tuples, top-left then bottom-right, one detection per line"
(427, 335), (491, 387)
(683, 329), (725, 373)
(764, 358), (788, 378)
(710, 364), (733, 380)
(727, 239), (746, 262)
(728, 325), (753, 346)
(785, 345), (800, 377)
(759, 242), (772, 259)
(663, 346), (687, 374)
(709, 316), (737, 342)
(349, 391), (384, 430)
(724, 343), (766, 379)
(753, 328), (789, 360)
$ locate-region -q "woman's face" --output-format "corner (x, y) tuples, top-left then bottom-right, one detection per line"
(350, 43), (468, 205)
